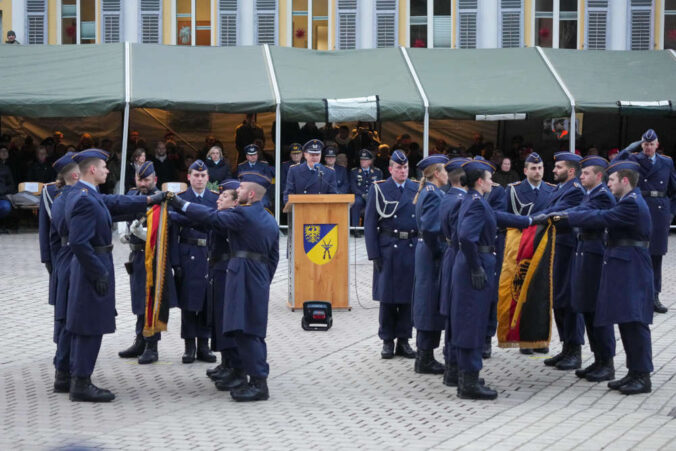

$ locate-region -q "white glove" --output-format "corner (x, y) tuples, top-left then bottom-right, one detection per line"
(130, 219), (147, 241)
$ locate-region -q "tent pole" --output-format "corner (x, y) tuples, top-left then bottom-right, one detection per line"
(263, 44), (282, 224)
(119, 41), (132, 195)
(400, 46), (430, 157)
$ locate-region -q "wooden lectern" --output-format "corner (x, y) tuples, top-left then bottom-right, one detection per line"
(283, 194), (354, 310)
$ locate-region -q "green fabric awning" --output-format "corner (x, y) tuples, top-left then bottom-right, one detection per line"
(407, 47), (571, 119)
(0, 43), (125, 117)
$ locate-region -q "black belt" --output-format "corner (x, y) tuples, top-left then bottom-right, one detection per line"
(93, 244), (114, 254)
(458, 243), (495, 254)
(578, 232), (603, 241)
(379, 227), (418, 240)
(607, 239), (649, 249)
(179, 237), (207, 247)
(209, 253), (231, 266)
(129, 243), (144, 252)
(231, 250), (269, 264)
(61, 236), (68, 246)
(642, 190), (666, 198)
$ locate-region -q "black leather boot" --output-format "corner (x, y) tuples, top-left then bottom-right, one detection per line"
(182, 338), (196, 364)
(654, 294), (668, 314)
(608, 371), (635, 390)
(482, 337), (492, 359)
(619, 372), (651, 395)
(575, 359), (599, 379)
(443, 362), (458, 387)
(585, 358), (615, 382)
(533, 347), (549, 354)
(212, 367), (235, 383)
(53, 370), (70, 393)
(207, 362), (227, 379)
(196, 338), (217, 363)
(457, 371), (497, 400)
(381, 340), (395, 359)
(215, 368), (248, 391)
(395, 339), (416, 359)
(69, 377), (115, 403)
(231, 377), (270, 402)
(414, 349), (445, 374)
(556, 344), (581, 370)
(544, 343), (568, 367)
(118, 335), (145, 358)
(138, 340), (158, 365)
(520, 348), (534, 355)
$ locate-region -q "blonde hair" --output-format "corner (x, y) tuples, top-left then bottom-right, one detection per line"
(413, 163), (444, 204)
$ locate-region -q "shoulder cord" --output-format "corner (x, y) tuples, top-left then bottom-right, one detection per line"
(42, 187), (53, 219)
(509, 187), (534, 216)
(373, 182), (399, 219)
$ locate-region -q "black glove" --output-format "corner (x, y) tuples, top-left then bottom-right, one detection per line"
(531, 213), (549, 225)
(94, 277), (109, 296)
(373, 258), (383, 273)
(173, 266), (183, 280)
(147, 191), (167, 206)
(169, 194), (188, 211)
(548, 212), (569, 222)
(44, 261), (52, 274)
(470, 267), (487, 291)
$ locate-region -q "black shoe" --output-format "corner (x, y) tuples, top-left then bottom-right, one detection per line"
(54, 370), (70, 393)
(533, 347), (549, 354)
(215, 368), (248, 392)
(443, 362), (458, 387)
(414, 349), (445, 374)
(654, 295), (668, 314)
(138, 341), (158, 364)
(608, 372), (635, 390)
(395, 339), (416, 359)
(555, 344), (581, 370)
(482, 337), (492, 359)
(231, 377), (270, 402)
(544, 344), (568, 367)
(182, 338), (196, 364)
(118, 335), (145, 358)
(207, 362), (225, 378)
(212, 367), (235, 383)
(520, 348), (534, 355)
(381, 340), (395, 359)
(619, 373), (651, 395)
(197, 338), (217, 363)
(457, 371), (497, 400)
(575, 360), (599, 379)
(69, 377), (115, 403)
(585, 358), (615, 382)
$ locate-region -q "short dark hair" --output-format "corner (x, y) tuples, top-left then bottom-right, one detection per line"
(462, 169), (488, 188)
(615, 169), (639, 188)
(78, 157), (100, 173)
(448, 168), (464, 186)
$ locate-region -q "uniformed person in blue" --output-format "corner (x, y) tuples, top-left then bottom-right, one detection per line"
(169, 171), (279, 402)
(323, 145), (349, 194)
(350, 149), (383, 233)
(280, 143), (303, 192)
(65, 149), (165, 402)
(283, 139), (338, 205)
(118, 161), (178, 365)
(539, 160), (655, 394)
(538, 151), (585, 370)
(616, 129), (676, 314)
(171, 159), (220, 364)
(565, 156), (617, 382)
(363, 150), (418, 360)
(505, 152), (556, 355)
(235, 144), (274, 208)
(439, 157), (469, 386)
(411, 154), (449, 375)
(451, 160), (530, 400)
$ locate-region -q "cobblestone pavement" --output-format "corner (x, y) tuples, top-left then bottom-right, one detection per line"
(1, 232), (675, 450)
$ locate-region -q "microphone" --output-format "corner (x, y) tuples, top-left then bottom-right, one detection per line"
(316, 163), (324, 194)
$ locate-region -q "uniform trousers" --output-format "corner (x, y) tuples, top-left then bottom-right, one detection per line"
(457, 347), (483, 372)
(443, 315), (458, 365)
(234, 333), (269, 378)
(416, 329), (442, 351)
(583, 312), (615, 359)
(350, 197), (366, 227)
(181, 309), (211, 339)
(378, 303), (412, 341)
(618, 322), (653, 373)
(53, 319), (71, 372)
(554, 307), (585, 345)
(70, 334), (102, 377)
(135, 315), (160, 342)
(651, 255), (662, 294)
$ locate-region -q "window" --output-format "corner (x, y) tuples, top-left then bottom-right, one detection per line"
(409, 0), (427, 47)
(61, 0), (96, 44)
(102, 0), (121, 43)
(629, 0), (653, 50)
(500, 0), (522, 48)
(375, 0), (397, 48)
(256, 0), (277, 45)
(219, 0), (237, 46)
(139, 0), (162, 44)
(312, 0), (329, 50)
(434, 1), (451, 48)
(535, 0), (577, 49)
(457, 0), (477, 49)
(292, 0), (309, 48)
(337, 0), (357, 49)
(585, 0), (608, 50)
(26, 0), (47, 45)
(665, 0), (676, 50)
(176, 0), (212, 46)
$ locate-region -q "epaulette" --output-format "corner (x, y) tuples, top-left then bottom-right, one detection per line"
(573, 181), (583, 189)
(491, 182), (500, 187)
(545, 182), (556, 187)
(178, 190), (187, 195)
(659, 154), (672, 159)
(472, 193), (481, 200)
(238, 161), (247, 166)
(425, 185), (435, 191)
(80, 188), (88, 195)
(628, 192), (638, 199)
(210, 189), (218, 194)
(45, 181), (56, 186)
(374, 179), (386, 184)
(508, 180), (522, 186)
(323, 166), (335, 171)
(351, 167), (359, 172)
(260, 161), (269, 165)
(290, 163), (300, 168)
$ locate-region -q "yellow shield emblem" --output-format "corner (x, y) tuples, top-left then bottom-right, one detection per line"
(303, 224), (338, 265)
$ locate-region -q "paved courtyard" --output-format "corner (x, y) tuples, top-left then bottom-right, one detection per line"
(1, 231), (675, 450)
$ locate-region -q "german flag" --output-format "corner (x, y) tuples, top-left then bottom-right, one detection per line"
(143, 201), (171, 337)
(497, 223), (555, 348)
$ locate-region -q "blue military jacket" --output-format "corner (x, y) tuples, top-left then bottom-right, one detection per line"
(39, 182), (60, 305)
(51, 185), (75, 320)
(567, 188), (653, 326)
(363, 178), (418, 304)
(235, 160), (274, 178)
(283, 163), (338, 204)
(505, 180), (555, 215)
(541, 178), (585, 248)
(439, 187), (466, 316)
(350, 167), (383, 200)
(181, 201), (279, 338)
(333, 164), (350, 194)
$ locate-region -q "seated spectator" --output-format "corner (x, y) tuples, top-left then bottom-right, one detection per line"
(374, 144), (391, 174)
(25, 146), (56, 183)
(336, 153), (348, 168)
(125, 148), (146, 192)
(431, 139), (447, 155)
(490, 149), (504, 168)
(152, 140), (177, 187)
(205, 145), (232, 184)
(0, 146), (16, 223)
(493, 157), (520, 187)
(335, 125), (352, 155)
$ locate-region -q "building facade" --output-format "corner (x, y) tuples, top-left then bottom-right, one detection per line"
(1, 1), (674, 50)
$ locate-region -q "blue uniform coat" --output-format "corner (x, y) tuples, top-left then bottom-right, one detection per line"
(333, 164), (350, 194)
(505, 180), (555, 216)
(40, 182), (60, 305)
(283, 163), (338, 205)
(439, 187), (466, 316)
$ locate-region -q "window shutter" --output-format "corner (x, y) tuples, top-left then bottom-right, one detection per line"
(26, 0), (47, 45)
(630, 0), (653, 50)
(219, 0), (238, 46)
(500, 0), (522, 48)
(433, 15), (452, 47)
(586, 0), (608, 50)
(102, 0), (121, 43)
(458, 0), (477, 49)
(139, 0), (162, 44)
(375, 0), (397, 48)
(255, 0), (277, 45)
(337, 0), (357, 49)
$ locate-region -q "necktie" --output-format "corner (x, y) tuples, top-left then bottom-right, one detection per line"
(399, 186), (404, 194)
(195, 196), (202, 204)
(534, 188), (539, 198)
